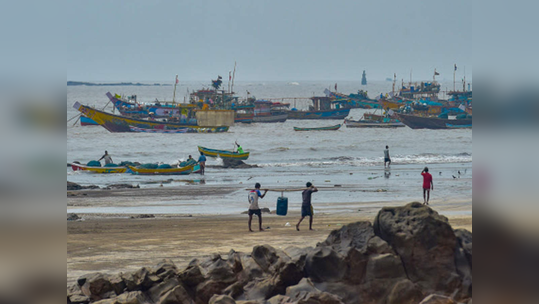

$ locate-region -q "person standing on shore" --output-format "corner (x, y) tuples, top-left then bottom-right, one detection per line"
(99, 151), (113, 165)
(384, 145), (391, 168)
(296, 182), (318, 231)
(248, 183), (268, 232)
(421, 167), (434, 205)
(198, 152), (206, 175)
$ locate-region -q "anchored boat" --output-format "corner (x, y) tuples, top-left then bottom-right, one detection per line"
(127, 164), (194, 175)
(293, 124), (342, 131)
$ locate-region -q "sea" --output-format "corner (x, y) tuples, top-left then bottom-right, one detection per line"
(67, 80), (472, 216)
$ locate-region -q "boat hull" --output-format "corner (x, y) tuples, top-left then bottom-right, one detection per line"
(288, 108), (350, 120)
(80, 116), (99, 126)
(73, 102), (229, 133)
(128, 165), (193, 175)
(293, 124), (341, 131)
(70, 163), (128, 173)
(345, 120), (405, 128)
(396, 114), (472, 130)
(198, 146), (250, 160)
(253, 113), (288, 123)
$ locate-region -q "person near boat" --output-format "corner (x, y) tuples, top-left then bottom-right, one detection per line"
(235, 141), (244, 154)
(248, 183), (268, 232)
(421, 167), (434, 205)
(296, 182), (318, 231)
(384, 146), (391, 168)
(98, 151), (113, 165)
(197, 152), (207, 175)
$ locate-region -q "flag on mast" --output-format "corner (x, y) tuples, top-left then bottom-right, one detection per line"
(454, 64), (457, 71)
(434, 69), (440, 76)
(175, 75), (179, 84)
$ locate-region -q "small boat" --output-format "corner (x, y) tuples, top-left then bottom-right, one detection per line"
(128, 164), (194, 175)
(345, 119), (404, 128)
(69, 162), (128, 174)
(198, 146), (250, 160)
(293, 124), (342, 131)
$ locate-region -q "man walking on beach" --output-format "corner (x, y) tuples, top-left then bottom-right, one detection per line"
(99, 151), (113, 165)
(248, 183), (268, 232)
(296, 182), (318, 231)
(421, 167), (434, 205)
(198, 152), (206, 175)
(384, 145), (391, 168)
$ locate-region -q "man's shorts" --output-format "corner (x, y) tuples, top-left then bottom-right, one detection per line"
(301, 205), (313, 217)
(248, 209), (261, 216)
(384, 158), (391, 162)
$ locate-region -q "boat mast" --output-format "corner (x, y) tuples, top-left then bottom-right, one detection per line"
(453, 64), (457, 92)
(173, 74), (178, 104)
(463, 66), (466, 92)
(231, 61), (237, 94)
(392, 73), (396, 95)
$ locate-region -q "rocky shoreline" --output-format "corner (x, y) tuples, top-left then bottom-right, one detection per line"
(67, 203), (472, 304)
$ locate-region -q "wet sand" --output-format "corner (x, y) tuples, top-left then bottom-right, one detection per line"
(67, 194), (471, 286)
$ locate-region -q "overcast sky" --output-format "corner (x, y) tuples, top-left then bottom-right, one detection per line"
(67, 0), (472, 82)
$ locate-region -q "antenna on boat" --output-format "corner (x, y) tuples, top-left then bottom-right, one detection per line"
(173, 74), (179, 104)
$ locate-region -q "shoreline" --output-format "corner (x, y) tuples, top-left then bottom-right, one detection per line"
(67, 201), (472, 286)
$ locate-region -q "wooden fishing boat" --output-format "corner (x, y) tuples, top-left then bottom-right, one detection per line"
(73, 102), (230, 133)
(253, 100), (289, 123)
(344, 119), (404, 128)
(198, 146), (250, 160)
(69, 162), (128, 174)
(129, 126), (188, 133)
(396, 113), (472, 130)
(128, 164), (194, 175)
(288, 96), (350, 119)
(293, 124), (342, 131)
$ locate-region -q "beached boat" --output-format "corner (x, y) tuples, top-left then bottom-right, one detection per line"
(69, 162), (128, 173)
(396, 113), (472, 130)
(293, 124), (342, 131)
(80, 116), (99, 126)
(198, 146), (250, 160)
(73, 102), (230, 133)
(344, 119), (404, 128)
(128, 164), (194, 175)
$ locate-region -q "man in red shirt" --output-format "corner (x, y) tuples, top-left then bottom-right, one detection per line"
(421, 167), (434, 205)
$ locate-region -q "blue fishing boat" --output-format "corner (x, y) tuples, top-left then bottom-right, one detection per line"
(288, 96), (350, 120)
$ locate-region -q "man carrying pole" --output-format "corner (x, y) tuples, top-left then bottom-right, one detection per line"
(296, 182), (318, 231)
(248, 183), (268, 232)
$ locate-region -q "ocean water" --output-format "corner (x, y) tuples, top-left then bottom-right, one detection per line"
(67, 80), (472, 215)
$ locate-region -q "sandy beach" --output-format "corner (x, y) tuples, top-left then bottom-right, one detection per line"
(67, 186), (471, 286)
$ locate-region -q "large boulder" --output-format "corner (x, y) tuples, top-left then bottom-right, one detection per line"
(78, 273), (115, 301)
(318, 221), (375, 254)
(222, 159), (257, 169)
(68, 181), (82, 190)
(209, 294), (237, 304)
(373, 202), (464, 297)
(305, 247), (346, 283)
(419, 294), (456, 304)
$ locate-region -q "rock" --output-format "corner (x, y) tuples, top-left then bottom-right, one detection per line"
(78, 273), (114, 301)
(105, 184), (140, 190)
(304, 247), (345, 283)
(68, 213), (80, 221)
(222, 159), (258, 169)
(82, 185), (100, 189)
(386, 279), (424, 304)
(68, 294), (89, 304)
(365, 253), (406, 281)
(68, 181), (82, 190)
(114, 291), (146, 304)
(209, 294), (237, 304)
(159, 284), (195, 304)
(196, 280), (231, 304)
(151, 259), (178, 280)
(130, 214), (155, 219)
(179, 265), (205, 287)
(419, 294), (457, 304)
(286, 279), (344, 304)
(285, 278), (320, 299)
(373, 202), (463, 297)
(454, 229), (472, 266)
(319, 221), (375, 255)
(147, 278), (181, 303)
(251, 245), (289, 274)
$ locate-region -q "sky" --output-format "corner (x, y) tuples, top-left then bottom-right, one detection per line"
(67, 0), (472, 82)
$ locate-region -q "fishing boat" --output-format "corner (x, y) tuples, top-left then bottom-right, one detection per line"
(288, 96), (350, 119)
(253, 100), (289, 123)
(129, 126), (188, 133)
(293, 124), (342, 131)
(73, 102), (230, 133)
(69, 162), (128, 173)
(345, 119), (404, 128)
(80, 116), (99, 126)
(396, 113), (472, 130)
(128, 164), (194, 175)
(198, 146), (250, 160)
